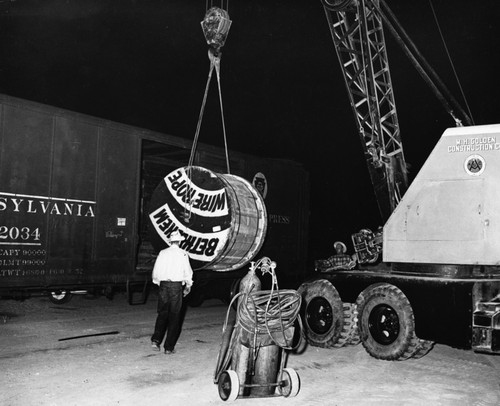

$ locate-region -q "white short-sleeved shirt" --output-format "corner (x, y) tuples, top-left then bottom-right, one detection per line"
(152, 244), (193, 288)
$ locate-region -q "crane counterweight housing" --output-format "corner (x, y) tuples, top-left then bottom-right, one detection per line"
(384, 124), (500, 265)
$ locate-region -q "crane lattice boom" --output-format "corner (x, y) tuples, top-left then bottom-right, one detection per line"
(323, 0), (408, 221)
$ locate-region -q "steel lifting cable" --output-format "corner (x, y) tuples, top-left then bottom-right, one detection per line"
(377, 0), (472, 126)
(184, 6), (233, 223)
(192, 3), (232, 174)
(427, 0), (475, 125)
(187, 51), (216, 171)
(206, 0), (229, 14)
(187, 47), (230, 173)
(183, 53), (216, 223)
(212, 51), (231, 174)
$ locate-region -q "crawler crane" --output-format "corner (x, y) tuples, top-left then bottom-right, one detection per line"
(298, 0), (500, 360)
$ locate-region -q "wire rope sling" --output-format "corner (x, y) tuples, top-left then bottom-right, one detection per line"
(214, 257), (303, 401)
(190, 3), (232, 176)
(147, 3), (267, 273)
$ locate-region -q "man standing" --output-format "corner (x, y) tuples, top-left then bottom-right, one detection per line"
(151, 230), (193, 354)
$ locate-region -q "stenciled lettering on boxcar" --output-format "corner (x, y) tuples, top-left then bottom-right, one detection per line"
(0, 192), (95, 217)
(0, 191), (96, 279)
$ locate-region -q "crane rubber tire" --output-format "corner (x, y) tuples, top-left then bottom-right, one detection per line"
(411, 338), (435, 359)
(334, 302), (361, 347)
(356, 283), (421, 361)
(297, 279), (344, 348)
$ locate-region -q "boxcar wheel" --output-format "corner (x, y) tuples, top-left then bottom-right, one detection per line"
(297, 280), (344, 348)
(48, 290), (72, 305)
(356, 283), (421, 360)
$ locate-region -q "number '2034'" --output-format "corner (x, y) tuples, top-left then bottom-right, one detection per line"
(0, 226), (41, 241)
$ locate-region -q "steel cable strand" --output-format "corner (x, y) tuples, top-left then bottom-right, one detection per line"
(236, 289), (302, 350)
(184, 57), (215, 223)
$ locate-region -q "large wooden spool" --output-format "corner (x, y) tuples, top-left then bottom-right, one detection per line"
(148, 166), (267, 271)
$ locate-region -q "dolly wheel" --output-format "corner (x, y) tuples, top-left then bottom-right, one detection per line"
(279, 368), (300, 397)
(218, 370), (239, 402)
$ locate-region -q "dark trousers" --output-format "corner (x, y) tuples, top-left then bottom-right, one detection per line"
(151, 281), (183, 351)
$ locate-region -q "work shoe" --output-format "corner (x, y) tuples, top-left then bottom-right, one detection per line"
(164, 349), (176, 355)
(151, 342), (160, 352)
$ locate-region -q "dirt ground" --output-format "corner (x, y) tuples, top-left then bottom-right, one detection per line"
(1, 291), (500, 406)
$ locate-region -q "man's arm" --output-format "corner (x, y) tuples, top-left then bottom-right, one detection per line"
(151, 251), (164, 286)
(182, 253), (193, 297)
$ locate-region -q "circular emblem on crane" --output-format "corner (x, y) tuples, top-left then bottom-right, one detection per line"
(464, 154), (485, 176)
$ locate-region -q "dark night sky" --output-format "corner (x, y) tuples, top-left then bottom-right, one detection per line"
(1, 0), (500, 259)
